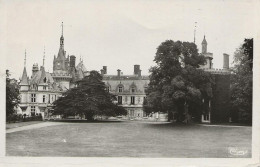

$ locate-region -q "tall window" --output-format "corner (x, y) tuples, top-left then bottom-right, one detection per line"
(118, 86), (123, 92)
(118, 96), (122, 105)
(31, 94), (36, 102)
(43, 86), (46, 90)
(106, 86), (110, 92)
(131, 96), (135, 105)
(31, 106), (35, 116)
(48, 94), (50, 103)
(43, 95), (46, 103)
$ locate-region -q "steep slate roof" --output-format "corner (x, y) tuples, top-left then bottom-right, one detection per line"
(30, 69), (54, 85)
(103, 77), (149, 93)
(20, 67), (29, 85)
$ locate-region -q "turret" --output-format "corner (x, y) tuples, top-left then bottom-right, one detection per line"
(201, 35), (207, 54)
(223, 53), (230, 69)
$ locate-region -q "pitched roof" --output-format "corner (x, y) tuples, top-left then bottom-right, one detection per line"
(39, 66), (47, 85)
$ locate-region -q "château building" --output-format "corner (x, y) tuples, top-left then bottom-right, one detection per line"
(17, 23), (231, 123)
(18, 23), (88, 118)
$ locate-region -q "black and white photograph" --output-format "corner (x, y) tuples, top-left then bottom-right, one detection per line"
(0, 0), (259, 166)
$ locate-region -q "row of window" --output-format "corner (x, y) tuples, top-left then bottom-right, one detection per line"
(117, 96), (146, 105)
(30, 94), (58, 103)
(107, 86), (146, 93)
(31, 85), (47, 90)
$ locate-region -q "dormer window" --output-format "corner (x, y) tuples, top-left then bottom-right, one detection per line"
(43, 77), (47, 83)
(131, 87), (135, 93)
(118, 86), (123, 92)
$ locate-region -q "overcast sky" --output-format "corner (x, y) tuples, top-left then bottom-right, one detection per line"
(0, 0), (257, 80)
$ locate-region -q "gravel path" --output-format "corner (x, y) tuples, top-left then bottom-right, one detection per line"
(6, 122), (66, 134)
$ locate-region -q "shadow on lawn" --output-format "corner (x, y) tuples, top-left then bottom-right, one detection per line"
(46, 119), (124, 123)
(144, 122), (200, 129)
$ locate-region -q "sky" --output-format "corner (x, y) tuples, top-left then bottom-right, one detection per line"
(0, 0), (257, 80)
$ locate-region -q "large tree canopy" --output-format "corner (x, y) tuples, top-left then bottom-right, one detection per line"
(144, 40), (213, 122)
(6, 70), (20, 121)
(52, 70), (127, 120)
(230, 38), (253, 123)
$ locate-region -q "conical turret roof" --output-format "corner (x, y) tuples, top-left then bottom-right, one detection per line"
(202, 35), (207, 44)
(20, 67), (29, 85)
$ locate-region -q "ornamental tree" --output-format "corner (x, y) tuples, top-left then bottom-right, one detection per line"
(230, 38), (253, 124)
(6, 70), (20, 122)
(52, 70), (127, 120)
(144, 40), (213, 122)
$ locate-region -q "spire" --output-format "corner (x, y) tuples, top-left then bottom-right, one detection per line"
(62, 22), (63, 36)
(60, 22), (64, 48)
(24, 49), (27, 67)
(43, 46), (45, 67)
(194, 22), (197, 43)
(20, 50), (29, 85)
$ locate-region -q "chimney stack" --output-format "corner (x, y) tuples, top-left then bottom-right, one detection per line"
(223, 53), (229, 69)
(103, 66), (107, 74)
(70, 55), (76, 68)
(138, 70), (142, 77)
(134, 65), (140, 75)
(117, 69), (121, 77)
(100, 69), (104, 75)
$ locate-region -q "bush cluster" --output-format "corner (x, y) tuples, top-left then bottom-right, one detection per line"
(6, 114), (43, 123)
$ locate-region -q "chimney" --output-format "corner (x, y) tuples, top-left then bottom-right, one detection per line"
(223, 53), (229, 69)
(32, 63), (39, 77)
(117, 69), (121, 77)
(70, 55), (76, 68)
(138, 70), (142, 77)
(134, 65), (140, 75)
(100, 69), (104, 75)
(103, 66), (107, 74)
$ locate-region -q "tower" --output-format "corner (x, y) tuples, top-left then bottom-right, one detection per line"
(20, 50), (29, 91)
(200, 36), (213, 69)
(51, 22), (72, 90)
(53, 22), (67, 72)
(201, 35), (207, 54)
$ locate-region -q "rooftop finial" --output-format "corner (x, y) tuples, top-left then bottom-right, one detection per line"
(194, 22), (197, 43)
(62, 22), (63, 36)
(24, 49), (27, 67)
(43, 46), (45, 67)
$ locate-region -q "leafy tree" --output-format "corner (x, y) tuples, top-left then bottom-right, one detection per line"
(230, 38), (253, 124)
(6, 70), (20, 121)
(144, 40), (213, 122)
(52, 70), (127, 120)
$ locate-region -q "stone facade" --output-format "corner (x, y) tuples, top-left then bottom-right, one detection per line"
(18, 26), (88, 119)
(199, 36), (231, 123)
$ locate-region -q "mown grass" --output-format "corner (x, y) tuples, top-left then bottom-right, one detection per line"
(6, 121), (251, 157)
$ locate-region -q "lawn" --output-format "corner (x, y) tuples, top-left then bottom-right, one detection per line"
(6, 121), (43, 129)
(6, 121), (252, 157)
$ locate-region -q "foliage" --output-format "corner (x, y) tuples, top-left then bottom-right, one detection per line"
(144, 40), (213, 122)
(6, 70), (20, 122)
(230, 38), (253, 124)
(52, 70), (127, 120)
